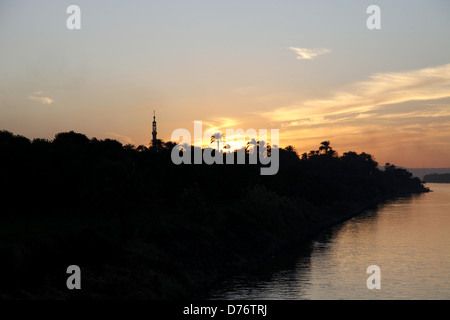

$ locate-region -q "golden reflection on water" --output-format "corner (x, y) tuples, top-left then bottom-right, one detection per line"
(210, 183), (450, 300)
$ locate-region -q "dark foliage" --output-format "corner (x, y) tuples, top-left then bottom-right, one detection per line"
(0, 131), (428, 298)
(0, 132), (426, 217)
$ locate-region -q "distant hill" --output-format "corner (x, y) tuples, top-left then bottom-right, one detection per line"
(405, 168), (450, 180)
(423, 173), (450, 183)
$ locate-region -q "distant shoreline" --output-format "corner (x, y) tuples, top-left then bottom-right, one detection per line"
(425, 182), (450, 184)
(406, 168), (450, 180)
(423, 173), (450, 183)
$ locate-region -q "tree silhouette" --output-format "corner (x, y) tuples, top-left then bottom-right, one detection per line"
(284, 145), (296, 153)
(319, 141), (330, 153)
(210, 133), (223, 152)
(319, 140), (337, 156)
(0, 129), (429, 299)
(308, 150), (319, 158)
(136, 145), (148, 152)
(124, 143), (136, 150)
(246, 138), (257, 154)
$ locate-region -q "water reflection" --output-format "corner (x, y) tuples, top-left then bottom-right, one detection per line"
(209, 184), (450, 300)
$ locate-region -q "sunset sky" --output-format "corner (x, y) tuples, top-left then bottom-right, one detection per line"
(1, 0), (450, 167)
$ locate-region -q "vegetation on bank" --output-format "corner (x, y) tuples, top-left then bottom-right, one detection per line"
(0, 130), (428, 299)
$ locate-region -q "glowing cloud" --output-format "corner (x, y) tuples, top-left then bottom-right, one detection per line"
(202, 117), (240, 131)
(105, 132), (133, 144)
(258, 63), (450, 167)
(265, 63), (450, 125)
(289, 47), (331, 60)
(28, 91), (54, 105)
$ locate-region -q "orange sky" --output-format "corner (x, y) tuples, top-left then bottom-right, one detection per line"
(1, 1), (450, 168)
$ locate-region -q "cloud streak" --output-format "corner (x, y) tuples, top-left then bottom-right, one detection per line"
(28, 91), (54, 105)
(202, 117), (241, 131)
(289, 47), (330, 60)
(106, 132), (133, 144)
(259, 63), (450, 166)
(264, 63), (450, 125)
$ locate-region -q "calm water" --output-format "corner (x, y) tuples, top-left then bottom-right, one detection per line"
(210, 183), (450, 300)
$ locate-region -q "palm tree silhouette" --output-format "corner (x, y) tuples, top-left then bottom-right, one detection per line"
(246, 138), (257, 154)
(308, 150), (319, 157)
(258, 140), (267, 159)
(210, 133), (223, 152)
(285, 145), (296, 153)
(319, 141), (331, 154)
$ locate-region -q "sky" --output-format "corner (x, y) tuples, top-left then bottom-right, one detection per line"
(1, 0), (450, 167)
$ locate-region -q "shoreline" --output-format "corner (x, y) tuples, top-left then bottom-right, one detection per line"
(187, 187), (429, 300)
(0, 131), (431, 299)
(0, 186), (428, 299)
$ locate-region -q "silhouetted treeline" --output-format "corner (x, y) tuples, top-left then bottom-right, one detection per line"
(423, 173), (450, 183)
(0, 131), (426, 218)
(0, 130), (428, 299)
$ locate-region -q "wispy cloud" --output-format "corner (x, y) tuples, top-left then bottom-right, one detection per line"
(28, 91), (54, 105)
(202, 117), (241, 131)
(106, 132), (133, 144)
(289, 47), (330, 60)
(264, 63), (450, 125)
(260, 63), (450, 166)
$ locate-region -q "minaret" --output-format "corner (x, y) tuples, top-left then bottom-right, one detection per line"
(152, 110), (157, 146)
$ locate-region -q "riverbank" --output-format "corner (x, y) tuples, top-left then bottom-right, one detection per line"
(0, 184), (428, 299)
(195, 186), (430, 299)
(0, 131), (430, 299)
(210, 184), (449, 300)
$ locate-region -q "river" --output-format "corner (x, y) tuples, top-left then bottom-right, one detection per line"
(209, 183), (450, 300)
